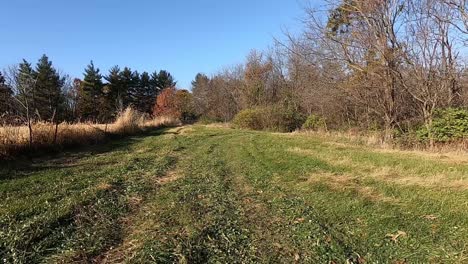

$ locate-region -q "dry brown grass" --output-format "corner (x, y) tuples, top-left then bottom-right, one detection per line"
(0, 108), (181, 159)
(288, 146), (468, 190)
(291, 130), (389, 148)
(303, 172), (399, 203)
(292, 129), (468, 153)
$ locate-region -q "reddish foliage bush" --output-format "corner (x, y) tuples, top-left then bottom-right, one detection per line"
(153, 88), (195, 121)
(153, 87), (178, 117)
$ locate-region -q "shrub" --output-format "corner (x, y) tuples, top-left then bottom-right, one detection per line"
(417, 108), (468, 142)
(232, 108), (265, 130)
(232, 106), (304, 132)
(268, 105), (305, 132)
(153, 88), (196, 123)
(302, 114), (327, 131)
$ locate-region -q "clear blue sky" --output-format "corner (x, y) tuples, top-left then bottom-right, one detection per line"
(1, 0), (307, 89)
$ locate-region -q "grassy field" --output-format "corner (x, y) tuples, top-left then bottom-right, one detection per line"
(1, 125), (467, 263)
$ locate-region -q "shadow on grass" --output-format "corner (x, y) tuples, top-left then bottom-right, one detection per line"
(0, 126), (177, 180)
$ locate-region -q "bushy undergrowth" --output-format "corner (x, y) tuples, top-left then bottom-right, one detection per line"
(232, 108), (265, 131)
(232, 106), (304, 132)
(220, 105), (468, 151)
(302, 114), (327, 131)
(417, 108), (468, 142)
(0, 107), (181, 159)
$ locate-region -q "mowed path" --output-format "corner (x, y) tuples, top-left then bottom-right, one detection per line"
(1, 125), (468, 263)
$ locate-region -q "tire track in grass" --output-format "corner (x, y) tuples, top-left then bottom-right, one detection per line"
(0, 129), (182, 263)
(171, 135), (258, 263)
(100, 128), (258, 263)
(221, 132), (369, 263)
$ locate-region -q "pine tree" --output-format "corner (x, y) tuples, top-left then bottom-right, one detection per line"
(104, 65), (122, 117)
(149, 71), (161, 115)
(127, 70), (141, 109)
(78, 61), (103, 121)
(118, 67), (135, 110)
(33, 54), (65, 121)
(99, 83), (116, 122)
(136, 71), (153, 114)
(157, 70), (176, 90)
(0, 72), (14, 118)
(16, 60), (36, 119)
(150, 71), (160, 93)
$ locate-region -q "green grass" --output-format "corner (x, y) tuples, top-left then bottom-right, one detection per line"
(1, 125), (467, 263)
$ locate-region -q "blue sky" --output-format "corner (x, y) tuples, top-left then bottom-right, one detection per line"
(1, 0), (307, 89)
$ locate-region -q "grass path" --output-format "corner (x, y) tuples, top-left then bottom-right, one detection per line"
(1, 125), (467, 263)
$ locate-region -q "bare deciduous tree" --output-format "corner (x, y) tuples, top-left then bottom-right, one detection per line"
(4, 65), (38, 148)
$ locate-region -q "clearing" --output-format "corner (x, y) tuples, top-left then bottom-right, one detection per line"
(1, 125), (467, 263)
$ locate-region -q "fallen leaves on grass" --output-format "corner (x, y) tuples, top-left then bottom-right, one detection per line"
(386, 231), (407, 243)
(155, 170), (181, 185)
(293, 217), (305, 224)
(423, 214), (438, 221)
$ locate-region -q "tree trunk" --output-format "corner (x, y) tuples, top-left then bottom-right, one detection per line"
(26, 109), (33, 149)
(423, 108), (434, 149)
(383, 124), (394, 144)
(383, 113), (395, 144)
(53, 122), (59, 145)
(51, 109), (58, 144)
(28, 120), (33, 149)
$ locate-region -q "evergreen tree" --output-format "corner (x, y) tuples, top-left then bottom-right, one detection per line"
(118, 67), (135, 110)
(99, 83), (116, 122)
(78, 61), (103, 121)
(136, 71), (154, 114)
(16, 60), (37, 119)
(127, 70), (141, 109)
(149, 71), (161, 115)
(156, 70), (176, 90)
(0, 71), (14, 117)
(104, 65), (122, 117)
(33, 54), (65, 121)
(150, 71), (160, 93)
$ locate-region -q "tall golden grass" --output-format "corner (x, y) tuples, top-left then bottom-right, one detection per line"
(0, 108), (181, 159)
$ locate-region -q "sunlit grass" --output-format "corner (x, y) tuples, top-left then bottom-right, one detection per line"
(1, 125), (467, 263)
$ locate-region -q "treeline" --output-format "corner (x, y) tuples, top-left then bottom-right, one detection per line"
(191, 0), (468, 145)
(0, 55), (176, 125)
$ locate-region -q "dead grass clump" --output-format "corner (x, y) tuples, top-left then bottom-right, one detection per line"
(306, 172), (398, 202)
(205, 123), (231, 129)
(0, 122), (107, 158)
(143, 115), (181, 129)
(0, 125), (24, 155)
(112, 108), (146, 135)
(295, 129), (468, 153)
(0, 108), (181, 159)
(289, 147), (468, 190)
(372, 166), (468, 190)
(294, 129), (387, 148)
(155, 170), (181, 185)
